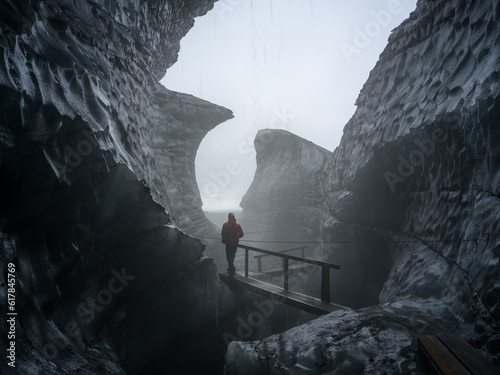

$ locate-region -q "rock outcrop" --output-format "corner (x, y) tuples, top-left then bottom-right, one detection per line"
(227, 0), (500, 373)
(241, 129), (333, 238)
(240, 130), (395, 309)
(152, 86), (233, 236)
(0, 1), (231, 374)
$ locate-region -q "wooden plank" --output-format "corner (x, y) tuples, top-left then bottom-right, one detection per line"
(321, 265), (330, 303)
(417, 335), (470, 375)
(219, 272), (350, 316)
(283, 258), (289, 291)
(244, 248), (248, 277)
(438, 335), (500, 375)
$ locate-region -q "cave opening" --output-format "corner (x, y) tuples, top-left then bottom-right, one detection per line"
(161, 0), (416, 214)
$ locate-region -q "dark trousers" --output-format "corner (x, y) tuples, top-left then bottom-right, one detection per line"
(225, 244), (237, 272)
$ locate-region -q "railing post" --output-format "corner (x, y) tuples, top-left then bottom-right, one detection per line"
(283, 257), (289, 291)
(245, 248), (249, 278)
(321, 265), (330, 303)
(257, 257), (262, 273)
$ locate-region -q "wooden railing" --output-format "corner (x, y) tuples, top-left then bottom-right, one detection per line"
(237, 244), (340, 303)
(254, 245), (309, 272)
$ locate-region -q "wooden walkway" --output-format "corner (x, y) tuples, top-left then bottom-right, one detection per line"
(418, 335), (500, 375)
(219, 272), (349, 315)
(218, 244), (350, 315)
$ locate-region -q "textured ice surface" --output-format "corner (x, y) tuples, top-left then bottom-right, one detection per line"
(0, 0), (235, 374)
(228, 0), (500, 373)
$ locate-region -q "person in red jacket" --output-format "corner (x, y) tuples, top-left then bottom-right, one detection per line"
(221, 212), (244, 276)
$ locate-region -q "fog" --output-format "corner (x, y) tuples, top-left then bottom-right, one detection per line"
(160, 0), (417, 212)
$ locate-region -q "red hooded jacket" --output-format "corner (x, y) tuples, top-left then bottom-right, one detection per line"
(221, 216), (244, 246)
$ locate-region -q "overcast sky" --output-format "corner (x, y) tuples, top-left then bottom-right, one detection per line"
(160, 0), (417, 212)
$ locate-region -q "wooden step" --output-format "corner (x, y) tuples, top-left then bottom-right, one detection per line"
(219, 272), (350, 316)
(418, 335), (500, 375)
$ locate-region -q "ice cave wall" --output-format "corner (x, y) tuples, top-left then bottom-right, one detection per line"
(0, 1), (229, 374)
(228, 0), (500, 373)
